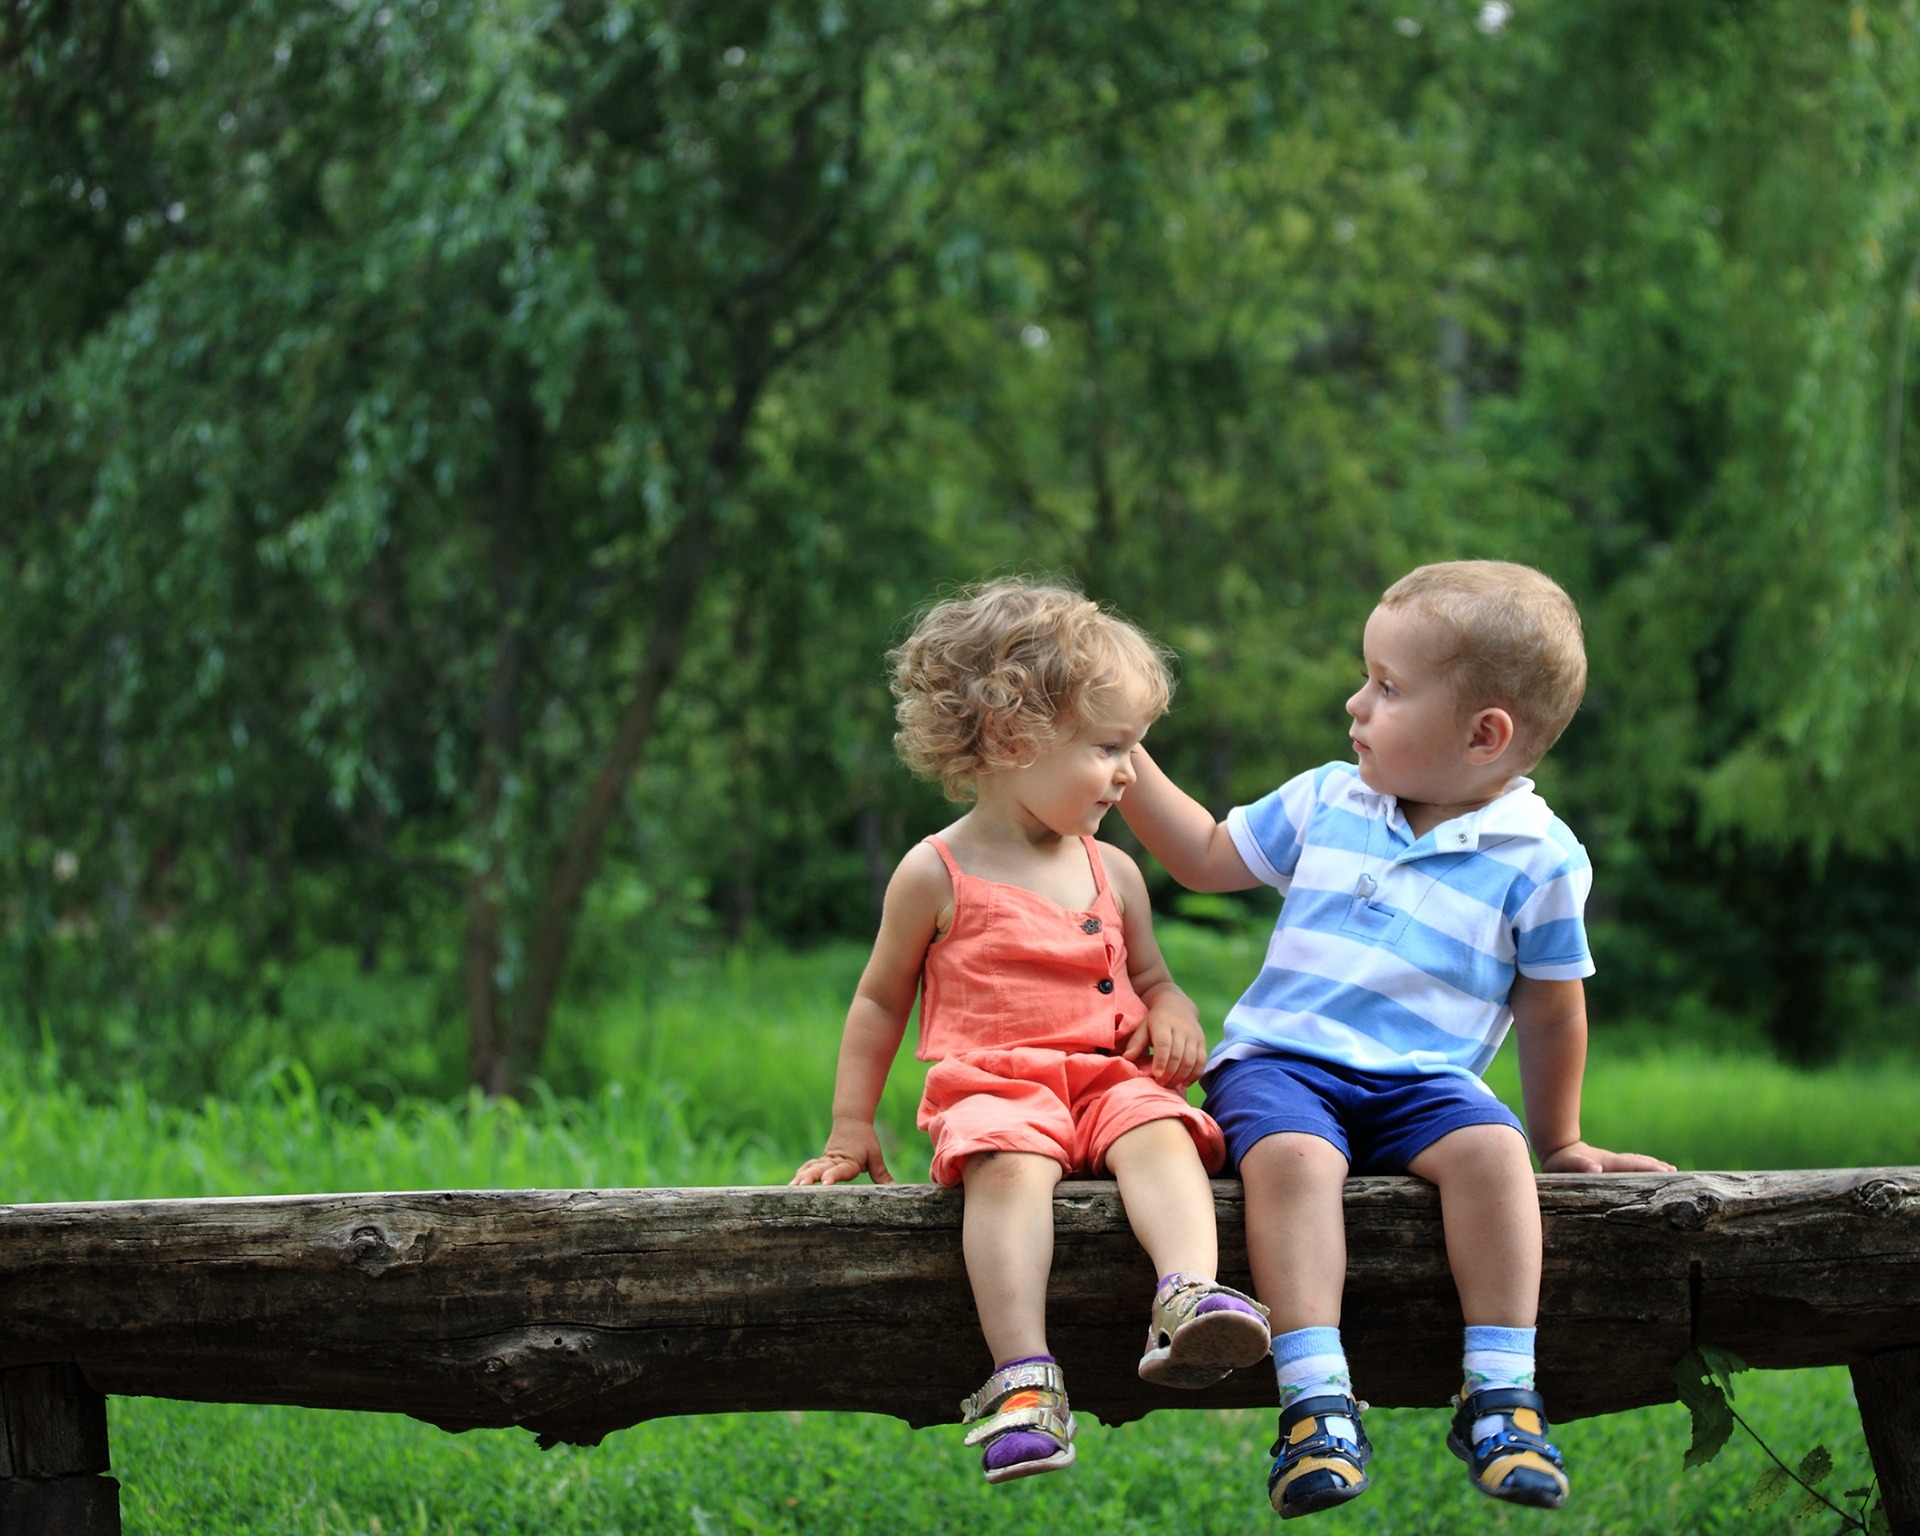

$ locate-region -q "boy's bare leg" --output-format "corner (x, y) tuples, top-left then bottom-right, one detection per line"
(961, 1150), (1064, 1363)
(1239, 1131), (1350, 1329)
(1410, 1124), (1569, 1510)
(1407, 1123), (1541, 1325)
(1105, 1118), (1218, 1277)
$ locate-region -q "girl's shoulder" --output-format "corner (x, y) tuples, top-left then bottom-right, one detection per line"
(886, 838), (958, 937)
(892, 836), (956, 893)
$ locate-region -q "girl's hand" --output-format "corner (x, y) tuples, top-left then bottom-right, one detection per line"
(1539, 1140), (1676, 1174)
(790, 1122), (895, 1186)
(1120, 1004), (1208, 1090)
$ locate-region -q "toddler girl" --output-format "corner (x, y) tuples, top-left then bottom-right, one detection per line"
(792, 578), (1269, 1483)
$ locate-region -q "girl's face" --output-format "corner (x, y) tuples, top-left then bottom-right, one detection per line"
(994, 689), (1156, 842)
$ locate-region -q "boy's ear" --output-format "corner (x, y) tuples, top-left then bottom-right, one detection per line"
(1464, 707), (1515, 764)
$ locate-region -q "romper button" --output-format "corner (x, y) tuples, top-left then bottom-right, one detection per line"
(1081, 917), (1102, 934)
(1096, 978), (1115, 994)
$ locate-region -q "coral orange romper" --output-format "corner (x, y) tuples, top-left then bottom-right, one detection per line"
(914, 835), (1227, 1187)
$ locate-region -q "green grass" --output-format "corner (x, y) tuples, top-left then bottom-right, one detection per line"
(1480, 1045), (1920, 1172)
(0, 1066), (801, 1203)
(110, 1369), (1873, 1535)
(3, 933), (1913, 1532)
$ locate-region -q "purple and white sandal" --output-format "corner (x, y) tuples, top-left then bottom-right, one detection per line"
(1137, 1271), (1272, 1388)
(959, 1359), (1076, 1484)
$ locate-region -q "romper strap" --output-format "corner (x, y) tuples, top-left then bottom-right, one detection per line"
(1079, 835), (1112, 900)
(924, 835), (965, 881)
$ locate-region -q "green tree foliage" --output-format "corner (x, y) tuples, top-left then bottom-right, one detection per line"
(4, 0), (1918, 1091)
(1480, 3), (1920, 1056)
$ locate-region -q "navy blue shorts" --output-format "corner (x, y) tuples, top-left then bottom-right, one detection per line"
(1202, 1052), (1526, 1175)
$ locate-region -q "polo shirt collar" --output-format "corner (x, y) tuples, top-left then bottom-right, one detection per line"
(1340, 774), (1546, 854)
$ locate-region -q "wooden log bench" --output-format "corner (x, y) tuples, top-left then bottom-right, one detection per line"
(3, 1167), (1918, 1534)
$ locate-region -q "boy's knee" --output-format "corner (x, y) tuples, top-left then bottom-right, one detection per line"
(1411, 1122), (1533, 1187)
(1240, 1130), (1349, 1194)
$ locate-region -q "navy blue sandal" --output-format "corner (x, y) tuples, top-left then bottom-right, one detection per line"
(1267, 1393), (1372, 1518)
(1447, 1385), (1569, 1509)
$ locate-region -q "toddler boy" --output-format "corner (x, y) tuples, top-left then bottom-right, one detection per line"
(1121, 560), (1672, 1516)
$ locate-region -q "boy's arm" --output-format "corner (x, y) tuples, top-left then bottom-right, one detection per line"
(1120, 746), (1259, 892)
(1103, 846), (1207, 1089)
(790, 847), (944, 1186)
(1510, 975), (1675, 1174)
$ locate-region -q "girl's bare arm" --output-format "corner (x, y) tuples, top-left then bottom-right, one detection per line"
(1104, 844), (1208, 1089)
(791, 846), (946, 1186)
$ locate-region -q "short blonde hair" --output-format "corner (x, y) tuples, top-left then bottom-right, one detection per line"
(1378, 560), (1587, 767)
(890, 579), (1174, 801)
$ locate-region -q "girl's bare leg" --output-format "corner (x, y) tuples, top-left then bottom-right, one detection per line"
(961, 1150), (1064, 1363)
(1105, 1117), (1219, 1276)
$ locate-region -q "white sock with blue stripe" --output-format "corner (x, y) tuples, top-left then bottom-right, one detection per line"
(1463, 1324), (1537, 1442)
(1274, 1325), (1352, 1409)
(1461, 1324), (1536, 1396)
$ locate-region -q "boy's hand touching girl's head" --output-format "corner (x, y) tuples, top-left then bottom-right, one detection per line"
(791, 1120), (896, 1186)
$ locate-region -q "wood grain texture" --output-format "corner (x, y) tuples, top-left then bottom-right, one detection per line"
(0, 1170), (1915, 1451)
(0, 1366), (110, 1478)
(0, 1478), (121, 1536)
(1853, 1346), (1920, 1536)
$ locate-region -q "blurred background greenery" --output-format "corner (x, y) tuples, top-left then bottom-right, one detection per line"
(6, 5), (1920, 1528)
(5, 0), (1920, 1101)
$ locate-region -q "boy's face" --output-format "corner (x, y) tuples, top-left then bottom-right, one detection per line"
(1345, 605), (1483, 810)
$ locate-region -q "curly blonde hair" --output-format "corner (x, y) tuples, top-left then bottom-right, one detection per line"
(1378, 560), (1587, 768)
(890, 579), (1174, 801)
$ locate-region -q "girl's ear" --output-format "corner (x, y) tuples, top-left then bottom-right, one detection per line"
(978, 711), (1039, 771)
(1464, 706), (1515, 764)
(978, 711), (1014, 761)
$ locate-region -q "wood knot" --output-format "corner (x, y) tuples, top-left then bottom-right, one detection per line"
(1660, 1192), (1721, 1231)
(339, 1222), (409, 1274)
(476, 1329), (599, 1404)
(1852, 1178), (1918, 1216)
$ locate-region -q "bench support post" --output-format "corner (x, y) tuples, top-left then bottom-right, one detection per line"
(1853, 1346), (1920, 1536)
(0, 1365), (120, 1536)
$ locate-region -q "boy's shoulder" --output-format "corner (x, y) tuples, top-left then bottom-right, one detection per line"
(1249, 760), (1366, 809)
(1481, 780), (1585, 849)
(1470, 784), (1590, 886)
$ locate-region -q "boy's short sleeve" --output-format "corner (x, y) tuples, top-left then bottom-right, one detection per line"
(1512, 857), (1596, 981)
(1224, 768), (1323, 891)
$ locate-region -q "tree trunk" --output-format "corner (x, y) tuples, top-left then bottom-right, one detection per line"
(494, 505), (718, 1094)
(462, 371), (537, 1095)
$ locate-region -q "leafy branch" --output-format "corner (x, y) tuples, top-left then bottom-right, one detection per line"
(1673, 1347), (1888, 1535)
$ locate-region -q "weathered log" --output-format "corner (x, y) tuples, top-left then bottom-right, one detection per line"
(1, 1169), (1915, 1457)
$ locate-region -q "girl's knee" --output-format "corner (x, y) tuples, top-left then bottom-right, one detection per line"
(962, 1148), (1064, 1192)
(1104, 1115), (1195, 1163)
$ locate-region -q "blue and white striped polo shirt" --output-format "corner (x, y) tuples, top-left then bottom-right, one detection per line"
(1211, 762), (1594, 1084)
